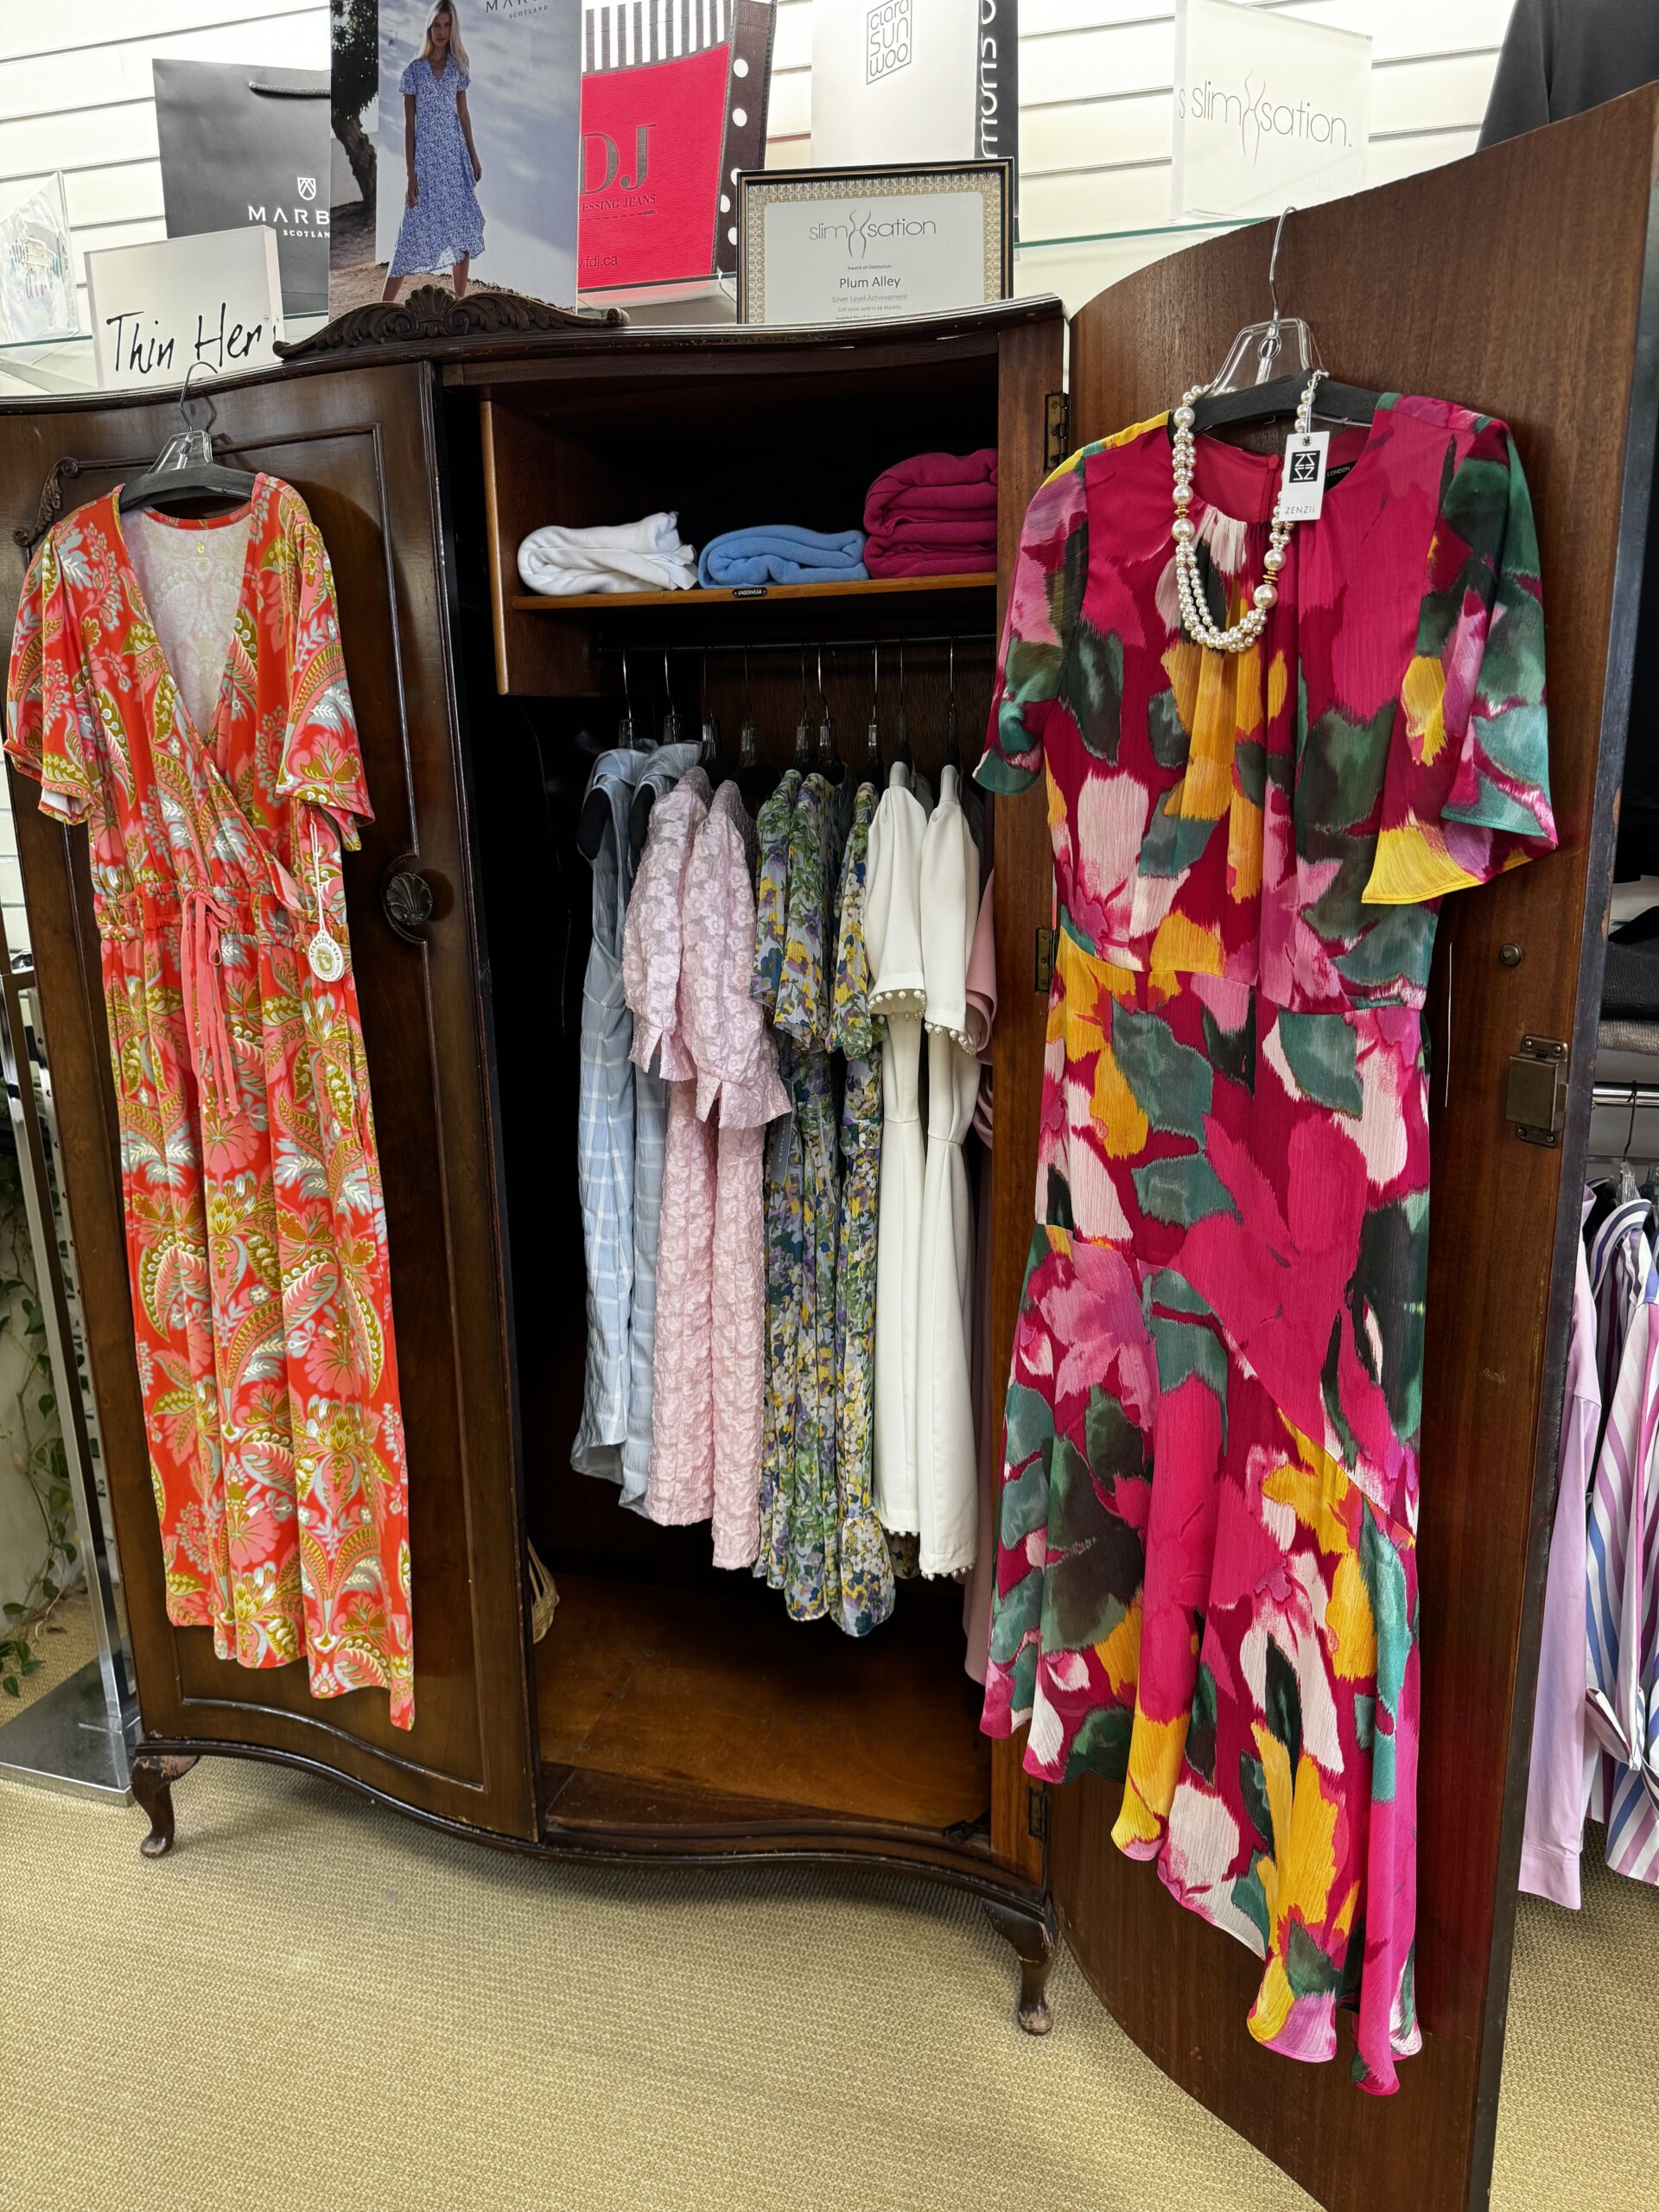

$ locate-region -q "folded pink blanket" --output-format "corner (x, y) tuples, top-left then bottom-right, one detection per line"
(866, 544), (996, 578)
(863, 448), (998, 534)
(869, 514), (997, 550)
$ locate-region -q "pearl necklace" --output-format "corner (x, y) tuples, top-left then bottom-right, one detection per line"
(1171, 367), (1325, 654)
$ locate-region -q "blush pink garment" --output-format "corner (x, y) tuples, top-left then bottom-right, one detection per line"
(680, 780), (788, 1566)
(1519, 1190), (1600, 1908)
(622, 766), (721, 1529)
(863, 449), (998, 579)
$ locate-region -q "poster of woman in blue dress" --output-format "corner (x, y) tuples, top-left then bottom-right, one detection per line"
(346, 0), (581, 315)
(383, 3), (485, 300)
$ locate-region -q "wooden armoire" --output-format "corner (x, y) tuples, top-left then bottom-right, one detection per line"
(3, 90), (1655, 2212)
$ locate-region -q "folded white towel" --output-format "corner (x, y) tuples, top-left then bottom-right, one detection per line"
(518, 512), (696, 596)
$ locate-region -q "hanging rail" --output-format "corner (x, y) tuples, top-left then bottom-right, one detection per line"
(589, 632), (996, 658)
(1592, 1081), (1659, 1106)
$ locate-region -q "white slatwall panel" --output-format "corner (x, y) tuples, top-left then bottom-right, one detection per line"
(0, 3), (328, 358)
(765, 0), (1509, 249)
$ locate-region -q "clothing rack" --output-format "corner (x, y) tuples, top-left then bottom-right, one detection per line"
(589, 632), (997, 657)
(1592, 1081), (1659, 1106)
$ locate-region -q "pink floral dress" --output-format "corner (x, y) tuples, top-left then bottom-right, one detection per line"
(978, 397), (1554, 2090)
(6, 480), (413, 1726)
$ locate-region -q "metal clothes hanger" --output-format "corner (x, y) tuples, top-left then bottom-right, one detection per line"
(1186, 207), (1381, 439)
(865, 644), (882, 775)
(118, 363), (258, 515)
(944, 639), (961, 775)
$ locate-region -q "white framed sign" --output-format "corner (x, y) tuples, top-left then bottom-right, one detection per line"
(1173, 0), (1370, 223)
(737, 162), (1010, 326)
(86, 226), (284, 391)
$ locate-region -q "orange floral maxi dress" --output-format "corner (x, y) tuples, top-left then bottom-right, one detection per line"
(5, 477), (414, 1727)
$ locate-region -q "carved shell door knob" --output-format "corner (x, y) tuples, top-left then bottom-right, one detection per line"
(383, 867), (435, 934)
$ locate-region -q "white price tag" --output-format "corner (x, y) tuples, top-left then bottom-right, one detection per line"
(1280, 430), (1330, 522)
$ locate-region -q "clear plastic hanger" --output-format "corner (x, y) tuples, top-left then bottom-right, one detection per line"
(1206, 207), (1323, 395)
(118, 362), (257, 515)
(866, 644), (882, 772)
(817, 645), (844, 783)
(795, 647), (812, 766)
(660, 648), (684, 747)
(1193, 206), (1379, 435)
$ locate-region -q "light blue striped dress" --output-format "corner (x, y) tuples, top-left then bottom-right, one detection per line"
(572, 742), (700, 1504)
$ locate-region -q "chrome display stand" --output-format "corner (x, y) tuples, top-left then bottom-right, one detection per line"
(0, 893), (136, 1802)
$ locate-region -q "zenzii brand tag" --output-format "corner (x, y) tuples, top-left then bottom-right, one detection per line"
(1280, 430), (1331, 522)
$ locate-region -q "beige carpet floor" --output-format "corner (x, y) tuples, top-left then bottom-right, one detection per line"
(0, 1602), (1653, 2212)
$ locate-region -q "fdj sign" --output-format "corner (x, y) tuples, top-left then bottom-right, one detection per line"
(866, 0), (912, 82)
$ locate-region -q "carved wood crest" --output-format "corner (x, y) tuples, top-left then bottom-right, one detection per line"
(275, 285), (627, 361)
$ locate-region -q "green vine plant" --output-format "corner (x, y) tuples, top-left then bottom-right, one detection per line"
(0, 1150), (73, 1699)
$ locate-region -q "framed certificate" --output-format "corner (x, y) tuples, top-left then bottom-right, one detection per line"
(736, 161), (1011, 326)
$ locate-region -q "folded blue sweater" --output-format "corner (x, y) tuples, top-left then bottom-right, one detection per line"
(698, 524), (868, 588)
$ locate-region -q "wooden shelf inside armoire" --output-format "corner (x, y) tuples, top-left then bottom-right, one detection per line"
(534, 1574), (991, 1837)
(508, 573), (996, 613)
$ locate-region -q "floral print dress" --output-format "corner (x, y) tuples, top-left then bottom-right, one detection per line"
(6, 480), (414, 1726)
(390, 56), (485, 279)
(977, 397), (1554, 2093)
(754, 771), (843, 1618)
(829, 781), (896, 1636)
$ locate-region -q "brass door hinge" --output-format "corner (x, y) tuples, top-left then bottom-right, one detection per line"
(1034, 925), (1057, 993)
(1506, 1034), (1567, 1146)
(1027, 1783), (1048, 1842)
(1044, 391), (1070, 473)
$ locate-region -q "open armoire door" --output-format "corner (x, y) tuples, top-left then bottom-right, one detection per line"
(0, 361), (537, 1842)
(982, 86), (1658, 2212)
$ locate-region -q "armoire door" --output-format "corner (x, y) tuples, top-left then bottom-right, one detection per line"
(0, 362), (537, 1841)
(1014, 92), (1659, 2212)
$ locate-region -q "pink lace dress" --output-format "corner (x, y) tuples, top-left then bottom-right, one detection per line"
(681, 781), (788, 1565)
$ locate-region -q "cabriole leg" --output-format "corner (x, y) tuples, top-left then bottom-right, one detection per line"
(983, 1898), (1058, 2036)
(130, 1752), (199, 1859)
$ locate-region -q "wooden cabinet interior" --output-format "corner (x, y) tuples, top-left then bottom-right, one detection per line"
(446, 317), (1062, 1867)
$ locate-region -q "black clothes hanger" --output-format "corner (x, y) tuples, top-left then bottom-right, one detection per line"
(1189, 372), (1380, 438)
(118, 365), (258, 515)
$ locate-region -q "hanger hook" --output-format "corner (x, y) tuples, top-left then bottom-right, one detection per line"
(1267, 205), (1294, 325)
(1630, 1085), (1640, 1161)
(177, 359), (219, 430)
